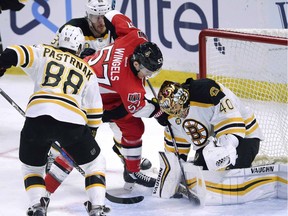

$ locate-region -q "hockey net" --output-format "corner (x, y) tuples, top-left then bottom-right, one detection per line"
(198, 29), (288, 165)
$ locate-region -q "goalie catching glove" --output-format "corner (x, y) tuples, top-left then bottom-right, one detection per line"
(203, 134), (239, 171)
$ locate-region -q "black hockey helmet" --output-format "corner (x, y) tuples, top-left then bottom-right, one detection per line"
(132, 42), (163, 72)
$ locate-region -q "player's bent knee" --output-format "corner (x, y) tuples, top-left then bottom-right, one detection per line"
(80, 153), (106, 175)
(22, 163), (46, 176)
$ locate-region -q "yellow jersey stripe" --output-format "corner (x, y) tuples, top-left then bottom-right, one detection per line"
(246, 122), (259, 136)
(164, 143), (190, 154)
(27, 99), (87, 121)
(10, 45), (25, 66)
(216, 128), (246, 138)
(164, 130), (189, 143)
(26, 45), (34, 68)
(214, 117), (244, 131)
(190, 101), (214, 108)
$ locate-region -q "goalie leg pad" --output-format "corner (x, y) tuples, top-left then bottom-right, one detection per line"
(183, 162), (207, 205)
(152, 151), (181, 198)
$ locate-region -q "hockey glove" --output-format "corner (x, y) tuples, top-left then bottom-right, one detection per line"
(0, 0), (25, 12)
(0, 67), (6, 77)
(148, 97), (169, 126)
(154, 110), (169, 126)
(80, 48), (96, 59)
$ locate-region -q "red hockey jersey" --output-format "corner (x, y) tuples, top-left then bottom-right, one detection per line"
(85, 10), (154, 118)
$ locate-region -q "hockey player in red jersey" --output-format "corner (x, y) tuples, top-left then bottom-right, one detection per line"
(48, 0), (153, 168)
(85, 10), (165, 188)
(0, 26), (109, 216)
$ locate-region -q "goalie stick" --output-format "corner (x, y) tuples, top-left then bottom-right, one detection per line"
(0, 87), (144, 204)
(146, 79), (201, 206)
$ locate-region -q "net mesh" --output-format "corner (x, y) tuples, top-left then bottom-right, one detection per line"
(201, 29), (288, 162)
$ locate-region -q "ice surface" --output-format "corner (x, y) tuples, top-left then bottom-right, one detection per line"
(0, 75), (287, 216)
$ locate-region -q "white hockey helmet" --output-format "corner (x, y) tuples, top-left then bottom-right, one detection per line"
(58, 25), (85, 53)
(86, 0), (111, 16)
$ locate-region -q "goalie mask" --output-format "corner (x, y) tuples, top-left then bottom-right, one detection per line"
(158, 81), (190, 118)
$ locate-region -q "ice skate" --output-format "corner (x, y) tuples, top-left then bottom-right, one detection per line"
(123, 169), (156, 189)
(84, 201), (110, 216)
(26, 197), (50, 216)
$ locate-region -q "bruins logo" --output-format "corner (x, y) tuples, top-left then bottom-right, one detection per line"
(175, 118), (182, 125)
(182, 119), (208, 146)
(210, 87), (219, 97)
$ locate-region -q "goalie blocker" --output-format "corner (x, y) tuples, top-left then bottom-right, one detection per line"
(153, 151), (287, 205)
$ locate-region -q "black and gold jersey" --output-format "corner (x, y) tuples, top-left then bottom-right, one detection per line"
(2, 44), (103, 128)
(51, 18), (111, 52)
(164, 78), (264, 154)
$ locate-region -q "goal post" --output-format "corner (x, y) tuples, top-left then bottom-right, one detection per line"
(198, 28), (288, 164)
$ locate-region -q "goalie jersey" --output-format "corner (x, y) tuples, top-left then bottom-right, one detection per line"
(164, 78), (264, 155)
(0, 44), (103, 129)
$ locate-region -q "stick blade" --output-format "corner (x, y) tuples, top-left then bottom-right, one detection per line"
(105, 192), (144, 204)
(177, 183), (201, 207)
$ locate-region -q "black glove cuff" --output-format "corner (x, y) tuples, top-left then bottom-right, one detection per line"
(0, 67), (7, 77)
(80, 48), (96, 59)
(155, 112), (169, 126)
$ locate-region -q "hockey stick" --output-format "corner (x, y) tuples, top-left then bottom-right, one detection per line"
(146, 79), (201, 206)
(0, 87), (144, 204)
(0, 87), (25, 117)
(51, 142), (144, 204)
(166, 124), (200, 206)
